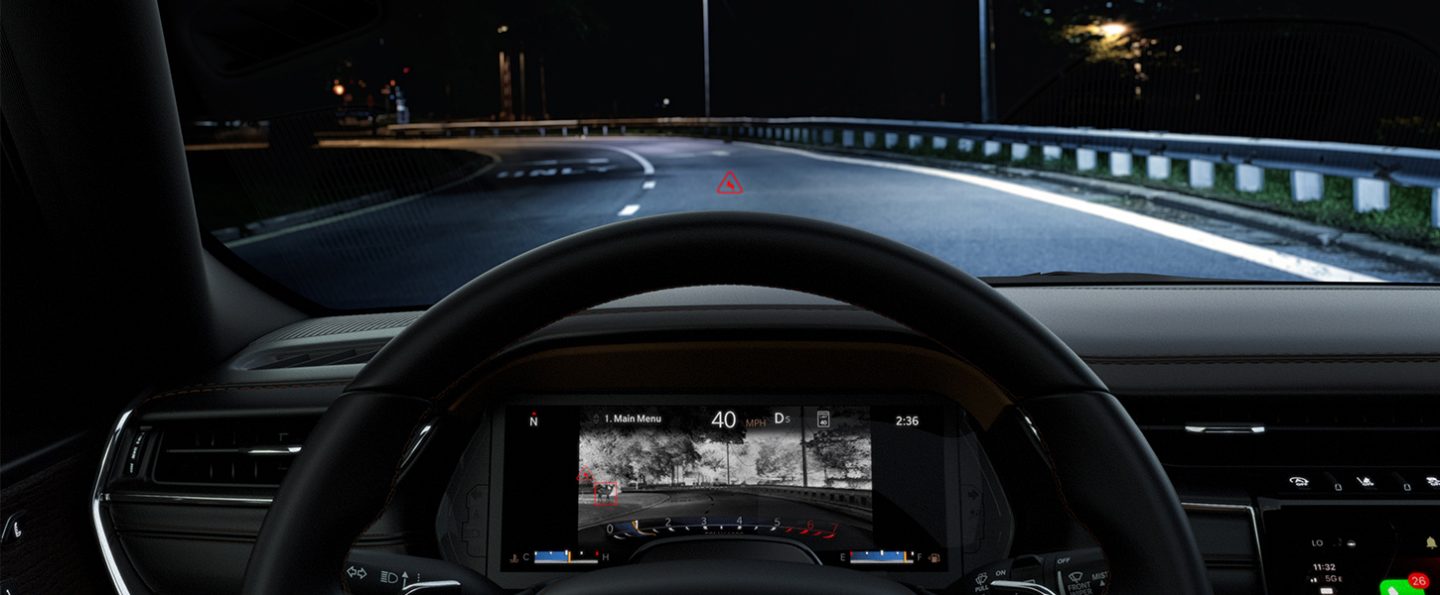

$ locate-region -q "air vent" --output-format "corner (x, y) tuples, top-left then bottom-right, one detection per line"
(247, 345), (382, 370)
(152, 417), (317, 487)
(253, 312), (421, 343)
(1125, 395), (1440, 468)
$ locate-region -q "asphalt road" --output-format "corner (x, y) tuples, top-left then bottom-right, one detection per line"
(231, 136), (1434, 309)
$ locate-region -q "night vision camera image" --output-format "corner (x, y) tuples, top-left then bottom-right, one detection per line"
(574, 405), (875, 556)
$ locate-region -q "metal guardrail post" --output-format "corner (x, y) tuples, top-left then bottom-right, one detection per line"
(1147, 156), (1171, 180)
(1291, 171), (1324, 202)
(1236, 164), (1264, 193)
(1432, 188), (1439, 228)
(1110, 152), (1133, 176)
(1189, 160), (1215, 189)
(1354, 178), (1390, 212)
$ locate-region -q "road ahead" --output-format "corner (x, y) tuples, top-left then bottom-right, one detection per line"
(231, 136), (1433, 309)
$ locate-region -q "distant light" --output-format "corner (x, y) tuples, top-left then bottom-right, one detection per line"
(402, 66), (411, 75)
(497, 24), (509, 34)
(1098, 22), (1129, 37)
(662, 97), (671, 106)
(332, 83), (346, 96)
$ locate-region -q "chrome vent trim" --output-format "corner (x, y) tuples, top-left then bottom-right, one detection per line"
(93, 409), (135, 595)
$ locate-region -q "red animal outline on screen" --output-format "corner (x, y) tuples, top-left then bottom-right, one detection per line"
(716, 171), (744, 195)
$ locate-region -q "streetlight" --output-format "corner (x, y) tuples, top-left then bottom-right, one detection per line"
(1098, 22), (1129, 38)
(977, 0), (995, 122)
(701, 0), (711, 117)
(331, 83), (345, 96)
(497, 24), (509, 34)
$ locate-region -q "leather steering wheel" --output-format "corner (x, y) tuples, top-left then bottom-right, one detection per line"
(241, 212), (1210, 595)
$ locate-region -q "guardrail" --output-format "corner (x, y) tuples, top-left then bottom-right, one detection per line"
(390, 116), (1440, 227)
(726, 485), (873, 522)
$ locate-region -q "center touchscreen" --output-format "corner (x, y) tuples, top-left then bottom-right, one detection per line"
(498, 398), (958, 572)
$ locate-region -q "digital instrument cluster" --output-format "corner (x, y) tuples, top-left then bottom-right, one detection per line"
(492, 396), (968, 576)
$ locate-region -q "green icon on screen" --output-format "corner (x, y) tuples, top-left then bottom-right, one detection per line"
(1379, 579), (1424, 595)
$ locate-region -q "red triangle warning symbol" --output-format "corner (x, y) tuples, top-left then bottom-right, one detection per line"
(716, 171), (744, 195)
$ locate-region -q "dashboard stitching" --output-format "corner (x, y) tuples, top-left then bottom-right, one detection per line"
(141, 381), (350, 402)
(574, 305), (860, 315)
(1086, 356), (1440, 365)
(1006, 286), (1436, 292)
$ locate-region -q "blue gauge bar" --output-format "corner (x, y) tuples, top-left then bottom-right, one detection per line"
(849, 550), (912, 564)
(533, 551), (598, 565)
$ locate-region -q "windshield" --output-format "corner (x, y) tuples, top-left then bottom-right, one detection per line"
(167, 1), (1440, 310)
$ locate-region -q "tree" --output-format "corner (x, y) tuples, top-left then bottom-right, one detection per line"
(803, 407), (872, 488)
(753, 437), (801, 484)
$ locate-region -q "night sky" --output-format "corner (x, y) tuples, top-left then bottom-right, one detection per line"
(163, 0), (1440, 147)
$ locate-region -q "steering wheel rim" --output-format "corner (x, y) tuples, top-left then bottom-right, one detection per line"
(241, 212), (1210, 595)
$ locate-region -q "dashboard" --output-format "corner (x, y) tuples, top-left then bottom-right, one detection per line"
(88, 285), (1440, 595)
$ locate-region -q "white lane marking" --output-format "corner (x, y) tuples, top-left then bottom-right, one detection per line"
(598, 145), (655, 176)
(226, 159), (501, 248)
(711, 150), (731, 157)
(754, 144), (1384, 282)
(618, 204), (641, 216)
(642, 180), (656, 190)
(506, 158), (606, 167)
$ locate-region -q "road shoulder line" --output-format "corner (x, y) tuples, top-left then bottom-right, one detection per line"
(757, 141), (1440, 278)
(750, 142), (1383, 283)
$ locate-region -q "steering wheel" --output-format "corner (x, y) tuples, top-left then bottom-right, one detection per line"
(240, 212), (1210, 595)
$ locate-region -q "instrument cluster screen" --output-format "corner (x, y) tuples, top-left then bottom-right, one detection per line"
(498, 397), (960, 573)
